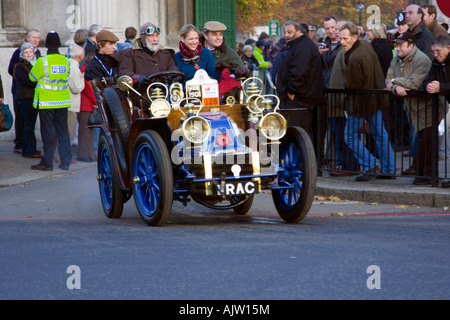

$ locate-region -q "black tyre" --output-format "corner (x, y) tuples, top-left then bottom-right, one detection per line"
(102, 87), (130, 155)
(97, 134), (124, 219)
(272, 126), (317, 223)
(131, 130), (173, 226)
(231, 194), (254, 215)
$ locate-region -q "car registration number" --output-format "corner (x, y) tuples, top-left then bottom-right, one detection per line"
(224, 180), (259, 196)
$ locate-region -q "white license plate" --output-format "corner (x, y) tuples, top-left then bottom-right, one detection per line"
(224, 181), (259, 196)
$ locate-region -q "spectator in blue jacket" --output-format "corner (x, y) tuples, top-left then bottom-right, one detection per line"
(116, 26), (137, 51)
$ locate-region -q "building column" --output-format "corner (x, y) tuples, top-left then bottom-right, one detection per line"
(75, 0), (119, 30)
(65, 0), (120, 45)
(0, 0), (11, 47)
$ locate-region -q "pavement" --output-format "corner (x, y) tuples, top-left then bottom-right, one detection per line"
(0, 140), (449, 208)
(0, 140), (96, 187)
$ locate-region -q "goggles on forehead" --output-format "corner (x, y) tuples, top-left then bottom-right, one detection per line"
(144, 26), (161, 35)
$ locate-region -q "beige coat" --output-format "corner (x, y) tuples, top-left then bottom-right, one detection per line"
(68, 59), (85, 113)
(386, 45), (444, 131)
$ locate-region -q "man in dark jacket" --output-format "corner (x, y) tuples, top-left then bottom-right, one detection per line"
(326, 20), (360, 176)
(276, 20), (326, 147)
(405, 4), (435, 60)
(340, 22), (395, 181)
(424, 34), (450, 188)
(82, 24), (102, 66)
(320, 16), (342, 88)
(426, 35), (450, 106)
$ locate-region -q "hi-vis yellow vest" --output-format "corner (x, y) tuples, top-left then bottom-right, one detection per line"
(29, 54), (71, 109)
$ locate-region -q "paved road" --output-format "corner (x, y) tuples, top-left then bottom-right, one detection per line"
(0, 166), (449, 300)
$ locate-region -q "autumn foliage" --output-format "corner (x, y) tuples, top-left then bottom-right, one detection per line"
(236, 0), (409, 34)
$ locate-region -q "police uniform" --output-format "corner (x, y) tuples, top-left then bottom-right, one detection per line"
(29, 31), (72, 171)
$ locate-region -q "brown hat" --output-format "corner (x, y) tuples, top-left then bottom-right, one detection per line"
(393, 31), (414, 44)
(96, 30), (119, 43)
(203, 21), (227, 32)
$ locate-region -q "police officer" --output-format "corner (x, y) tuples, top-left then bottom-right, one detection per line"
(29, 31), (72, 171)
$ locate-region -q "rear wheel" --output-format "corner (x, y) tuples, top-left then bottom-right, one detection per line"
(97, 134), (124, 219)
(131, 130), (173, 226)
(102, 87), (130, 151)
(231, 194), (254, 215)
(191, 193), (254, 214)
(102, 87), (130, 174)
(272, 126), (316, 223)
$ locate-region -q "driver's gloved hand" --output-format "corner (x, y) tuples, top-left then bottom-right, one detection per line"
(132, 74), (151, 88)
(215, 61), (232, 73)
(233, 65), (249, 79)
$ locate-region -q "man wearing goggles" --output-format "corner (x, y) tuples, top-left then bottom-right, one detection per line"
(114, 22), (177, 108)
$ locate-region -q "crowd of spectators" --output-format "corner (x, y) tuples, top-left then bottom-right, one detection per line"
(235, 4), (450, 185)
(4, 3), (450, 187)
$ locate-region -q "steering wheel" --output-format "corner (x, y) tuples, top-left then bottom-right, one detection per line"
(148, 71), (185, 85)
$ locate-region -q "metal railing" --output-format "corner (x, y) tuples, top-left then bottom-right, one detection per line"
(320, 88), (449, 187)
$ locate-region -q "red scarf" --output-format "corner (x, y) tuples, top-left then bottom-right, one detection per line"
(179, 40), (202, 64)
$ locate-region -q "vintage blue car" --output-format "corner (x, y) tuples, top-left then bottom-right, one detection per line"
(91, 71), (317, 226)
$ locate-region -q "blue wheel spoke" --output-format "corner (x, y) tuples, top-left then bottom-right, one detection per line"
(276, 138), (307, 210)
(293, 190), (299, 203)
(287, 189), (292, 205)
(133, 142), (161, 217)
(138, 164), (147, 176)
(150, 187), (158, 211)
(99, 146), (113, 210)
(294, 177), (302, 191)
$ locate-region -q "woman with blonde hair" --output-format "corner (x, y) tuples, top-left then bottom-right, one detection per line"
(175, 24), (220, 82)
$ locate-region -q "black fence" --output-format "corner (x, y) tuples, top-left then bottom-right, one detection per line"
(320, 88), (449, 187)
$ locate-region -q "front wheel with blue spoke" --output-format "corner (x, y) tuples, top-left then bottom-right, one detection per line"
(97, 134), (124, 219)
(131, 130), (173, 226)
(272, 126), (317, 223)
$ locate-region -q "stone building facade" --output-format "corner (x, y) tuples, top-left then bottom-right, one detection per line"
(0, 0), (194, 47)
(0, 0), (194, 140)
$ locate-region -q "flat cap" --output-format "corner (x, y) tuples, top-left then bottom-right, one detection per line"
(393, 31), (414, 44)
(96, 30), (119, 43)
(204, 21), (227, 32)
